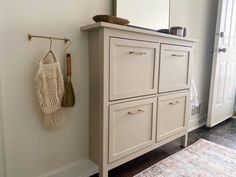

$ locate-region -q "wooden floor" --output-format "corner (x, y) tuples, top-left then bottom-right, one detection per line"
(91, 118), (236, 177)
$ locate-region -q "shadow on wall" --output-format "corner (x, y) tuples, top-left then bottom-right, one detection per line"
(201, 0), (219, 115)
(170, 0), (218, 118)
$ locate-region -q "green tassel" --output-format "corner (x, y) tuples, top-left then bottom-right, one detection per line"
(62, 81), (75, 107)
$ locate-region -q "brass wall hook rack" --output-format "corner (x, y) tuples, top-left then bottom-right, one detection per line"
(28, 34), (70, 43)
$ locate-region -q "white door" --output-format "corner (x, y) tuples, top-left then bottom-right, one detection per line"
(207, 0), (236, 127)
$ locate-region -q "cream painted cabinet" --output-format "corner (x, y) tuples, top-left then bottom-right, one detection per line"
(110, 38), (159, 100)
(159, 44), (192, 93)
(109, 97), (156, 163)
(157, 92), (190, 141)
(81, 22), (196, 177)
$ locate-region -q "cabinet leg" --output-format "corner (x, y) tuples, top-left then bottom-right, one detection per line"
(181, 133), (188, 147)
(99, 168), (108, 177)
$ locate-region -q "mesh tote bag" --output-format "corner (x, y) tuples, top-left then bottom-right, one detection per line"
(34, 50), (65, 129)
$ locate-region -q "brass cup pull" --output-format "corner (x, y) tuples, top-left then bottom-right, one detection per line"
(129, 51), (146, 55)
(169, 101), (181, 105)
(128, 109), (144, 115)
(171, 54), (184, 57)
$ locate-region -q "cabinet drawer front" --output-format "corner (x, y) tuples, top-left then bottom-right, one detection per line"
(159, 44), (192, 93)
(157, 92), (189, 141)
(109, 98), (156, 163)
(110, 38), (159, 100)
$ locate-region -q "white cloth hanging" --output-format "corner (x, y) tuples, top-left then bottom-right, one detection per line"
(234, 95), (236, 116)
(191, 79), (199, 109)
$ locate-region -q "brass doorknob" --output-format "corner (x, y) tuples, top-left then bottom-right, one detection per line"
(219, 32), (224, 38)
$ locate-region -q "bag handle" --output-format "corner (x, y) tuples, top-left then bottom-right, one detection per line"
(40, 50), (59, 65)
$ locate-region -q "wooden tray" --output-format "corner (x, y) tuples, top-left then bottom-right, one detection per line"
(93, 15), (129, 26)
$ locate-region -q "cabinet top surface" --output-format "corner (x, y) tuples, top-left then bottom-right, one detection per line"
(81, 22), (198, 42)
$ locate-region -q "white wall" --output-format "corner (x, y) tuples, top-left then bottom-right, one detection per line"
(0, 0), (218, 177)
(170, 0), (218, 120)
(0, 0), (111, 177)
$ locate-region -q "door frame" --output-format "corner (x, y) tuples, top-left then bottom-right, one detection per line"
(0, 73), (6, 177)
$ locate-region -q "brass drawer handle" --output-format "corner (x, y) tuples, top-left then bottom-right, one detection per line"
(129, 51), (146, 55)
(128, 109), (144, 115)
(171, 54), (184, 57)
(169, 101), (181, 105)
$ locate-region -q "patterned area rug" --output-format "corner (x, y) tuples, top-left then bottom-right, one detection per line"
(134, 139), (236, 177)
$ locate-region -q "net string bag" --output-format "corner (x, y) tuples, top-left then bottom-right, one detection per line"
(40, 109), (65, 129)
(34, 50), (65, 129)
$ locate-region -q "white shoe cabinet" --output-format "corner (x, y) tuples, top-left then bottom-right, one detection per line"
(81, 22), (197, 177)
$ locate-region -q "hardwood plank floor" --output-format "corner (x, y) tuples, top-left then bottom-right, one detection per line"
(91, 118), (236, 177)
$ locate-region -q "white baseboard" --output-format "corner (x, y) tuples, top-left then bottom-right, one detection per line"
(38, 158), (99, 177)
(188, 114), (206, 132)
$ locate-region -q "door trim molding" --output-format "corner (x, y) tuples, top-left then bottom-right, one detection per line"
(0, 73), (6, 177)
